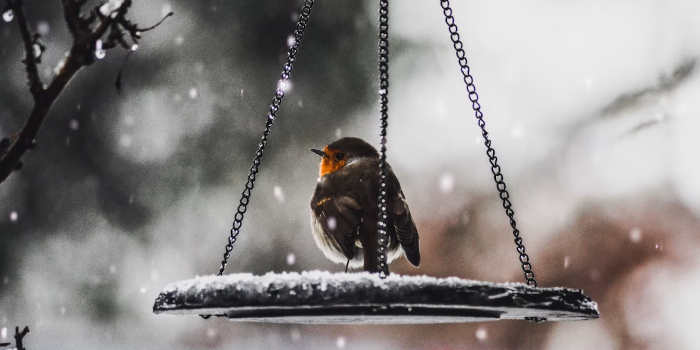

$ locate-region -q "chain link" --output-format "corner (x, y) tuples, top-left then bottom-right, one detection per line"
(438, 0), (538, 287)
(376, 0), (390, 278)
(215, 0), (315, 276)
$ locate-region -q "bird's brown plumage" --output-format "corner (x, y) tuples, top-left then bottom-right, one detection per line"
(310, 137), (420, 272)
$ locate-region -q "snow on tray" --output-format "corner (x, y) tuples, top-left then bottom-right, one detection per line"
(162, 270), (509, 294)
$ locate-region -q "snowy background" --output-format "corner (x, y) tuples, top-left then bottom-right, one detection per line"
(2, 0), (700, 349)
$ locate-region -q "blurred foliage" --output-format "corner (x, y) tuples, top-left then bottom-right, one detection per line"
(0, 0), (377, 289)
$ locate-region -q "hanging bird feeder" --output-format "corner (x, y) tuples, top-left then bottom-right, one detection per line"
(153, 0), (599, 324)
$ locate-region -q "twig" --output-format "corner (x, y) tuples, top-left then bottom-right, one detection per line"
(7, 0), (42, 98)
(0, 0), (172, 186)
(138, 11), (173, 32)
(14, 326), (29, 350)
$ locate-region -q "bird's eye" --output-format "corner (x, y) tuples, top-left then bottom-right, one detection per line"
(335, 152), (345, 160)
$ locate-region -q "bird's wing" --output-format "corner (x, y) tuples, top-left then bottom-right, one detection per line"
(388, 168), (421, 266)
(311, 193), (363, 260)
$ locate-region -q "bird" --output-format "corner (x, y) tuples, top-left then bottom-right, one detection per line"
(309, 137), (420, 273)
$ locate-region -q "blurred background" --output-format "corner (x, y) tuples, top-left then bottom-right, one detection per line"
(2, 0), (700, 349)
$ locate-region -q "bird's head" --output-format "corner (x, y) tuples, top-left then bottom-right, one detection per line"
(311, 137), (379, 177)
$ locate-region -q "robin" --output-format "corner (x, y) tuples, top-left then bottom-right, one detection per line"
(310, 137), (420, 273)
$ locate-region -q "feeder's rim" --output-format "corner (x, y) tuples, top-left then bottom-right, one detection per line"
(153, 270), (599, 324)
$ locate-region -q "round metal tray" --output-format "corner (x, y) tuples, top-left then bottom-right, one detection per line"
(153, 271), (599, 324)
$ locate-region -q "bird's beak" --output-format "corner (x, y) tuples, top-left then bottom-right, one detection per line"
(310, 148), (327, 158)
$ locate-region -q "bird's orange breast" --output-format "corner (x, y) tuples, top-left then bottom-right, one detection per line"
(319, 146), (346, 177)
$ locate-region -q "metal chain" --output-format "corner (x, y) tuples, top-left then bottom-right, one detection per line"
(376, 0), (390, 278)
(438, 0), (537, 287)
(215, 0), (315, 276)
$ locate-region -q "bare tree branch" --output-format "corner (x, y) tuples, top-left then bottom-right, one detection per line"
(0, 0), (172, 186)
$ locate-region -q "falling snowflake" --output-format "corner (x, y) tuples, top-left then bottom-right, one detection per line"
(327, 217), (337, 231)
(174, 35), (184, 46)
(286, 253), (296, 266)
(0, 327), (6, 339)
(139, 287), (147, 294)
(336, 336), (346, 349)
(69, 119), (80, 131)
(563, 256), (571, 269)
(629, 227), (642, 243)
(9, 211), (18, 222)
(188, 88), (198, 99)
(37, 21), (50, 35)
(439, 173), (455, 193)
(277, 79), (292, 93)
(475, 327), (488, 341)
(286, 35), (296, 47)
(273, 186), (285, 203)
